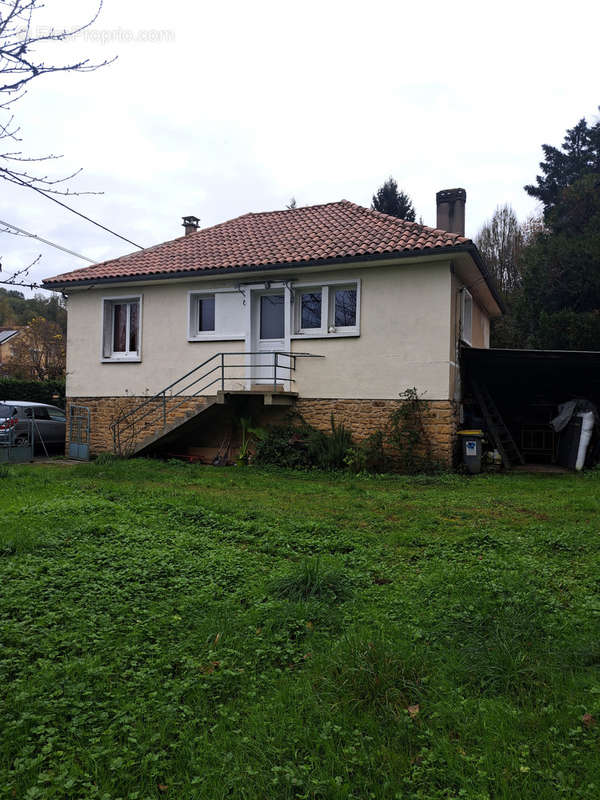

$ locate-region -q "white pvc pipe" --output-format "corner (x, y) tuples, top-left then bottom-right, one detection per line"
(575, 411), (594, 471)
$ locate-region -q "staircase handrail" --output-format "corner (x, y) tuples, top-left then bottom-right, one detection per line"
(109, 350), (321, 451)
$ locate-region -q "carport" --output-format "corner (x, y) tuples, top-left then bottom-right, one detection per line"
(461, 347), (600, 468)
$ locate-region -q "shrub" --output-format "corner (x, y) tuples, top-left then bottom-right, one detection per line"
(345, 430), (388, 473)
(306, 414), (353, 471)
(388, 387), (442, 474)
(0, 377), (65, 405)
(253, 425), (313, 469)
(256, 393), (441, 475)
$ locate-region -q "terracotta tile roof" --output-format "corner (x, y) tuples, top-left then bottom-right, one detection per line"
(43, 200), (472, 286)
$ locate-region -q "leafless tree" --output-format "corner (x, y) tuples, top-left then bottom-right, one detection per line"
(0, 0), (113, 194)
(0, 1), (114, 287)
(475, 204), (524, 295)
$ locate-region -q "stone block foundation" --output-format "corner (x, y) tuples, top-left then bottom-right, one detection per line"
(66, 396), (215, 455)
(295, 398), (458, 467)
(67, 395), (458, 467)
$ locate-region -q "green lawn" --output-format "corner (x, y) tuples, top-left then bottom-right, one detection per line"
(1, 461), (599, 799)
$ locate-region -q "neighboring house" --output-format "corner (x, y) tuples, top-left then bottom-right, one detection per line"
(0, 328), (23, 375)
(43, 189), (503, 462)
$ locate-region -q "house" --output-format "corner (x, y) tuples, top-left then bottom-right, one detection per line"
(0, 327), (24, 375)
(42, 189), (503, 463)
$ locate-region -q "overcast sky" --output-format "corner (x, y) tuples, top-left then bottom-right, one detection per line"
(1, 0), (599, 294)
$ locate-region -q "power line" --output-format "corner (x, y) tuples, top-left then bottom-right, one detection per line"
(0, 218), (96, 263)
(11, 176), (145, 250)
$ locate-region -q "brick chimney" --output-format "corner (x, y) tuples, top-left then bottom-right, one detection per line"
(182, 215), (200, 235)
(436, 189), (466, 236)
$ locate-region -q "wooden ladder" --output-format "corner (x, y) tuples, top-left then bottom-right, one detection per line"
(470, 379), (525, 469)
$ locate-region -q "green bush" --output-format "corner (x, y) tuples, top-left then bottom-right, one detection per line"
(0, 378), (65, 405)
(305, 414), (353, 471)
(345, 430), (388, 474)
(253, 424), (313, 469)
(255, 416), (355, 471)
(388, 387), (442, 474)
(255, 392), (440, 474)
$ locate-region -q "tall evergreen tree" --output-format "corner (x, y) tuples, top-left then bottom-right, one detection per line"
(371, 177), (416, 221)
(514, 107), (600, 350)
(524, 108), (600, 220)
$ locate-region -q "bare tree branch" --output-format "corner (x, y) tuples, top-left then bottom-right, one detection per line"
(0, 1), (115, 193)
(0, 251), (44, 290)
(0, 1), (114, 96)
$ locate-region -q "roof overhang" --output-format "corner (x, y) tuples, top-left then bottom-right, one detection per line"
(44, 243), (503, 312)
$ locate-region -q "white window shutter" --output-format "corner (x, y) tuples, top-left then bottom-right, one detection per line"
(102, 301), (112, 357)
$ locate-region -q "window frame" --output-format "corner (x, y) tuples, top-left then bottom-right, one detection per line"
(296, 286), (325, 335)
(187, 289), (246, 342)
(101, 294), (143, 363)
(460, 288), (473, 346)
(292, 279), (360, 339)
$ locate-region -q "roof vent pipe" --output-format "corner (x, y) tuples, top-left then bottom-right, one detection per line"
(436, 189), (466, 236)
(182, 215), (200, 235)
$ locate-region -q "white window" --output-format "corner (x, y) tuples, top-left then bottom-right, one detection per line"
(190, 294), (216, 334)
(187, 290), (245, 341)
(293, 280), (360, 338)
(102, 296), (141, 361)
(460, 288), (473, 346)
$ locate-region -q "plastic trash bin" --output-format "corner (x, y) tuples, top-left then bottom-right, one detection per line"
(458, 429), (484, 474)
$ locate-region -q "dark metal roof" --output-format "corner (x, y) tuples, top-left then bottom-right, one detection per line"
(462, 347), (600, 402)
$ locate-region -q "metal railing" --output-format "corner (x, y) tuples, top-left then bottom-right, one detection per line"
(110, 351), (322, 455)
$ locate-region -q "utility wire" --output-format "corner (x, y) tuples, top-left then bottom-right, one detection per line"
(1, 168), (145, 250)
(21, 181), (145, 250)
(0, 218), (96, 262)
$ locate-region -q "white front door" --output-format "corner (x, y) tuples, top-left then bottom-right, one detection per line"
(251, 290), (288, 385)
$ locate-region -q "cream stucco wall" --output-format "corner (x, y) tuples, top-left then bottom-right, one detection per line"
(290, 263), (452, 399)
(65, 260), (454, 400)
(449, 272), (492, 400)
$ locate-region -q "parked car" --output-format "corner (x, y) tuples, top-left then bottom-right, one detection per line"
(0, 401), (66, 452)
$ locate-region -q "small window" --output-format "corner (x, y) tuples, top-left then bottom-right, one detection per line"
(333, 287), (357, 328)
(300, 291), (322, 329)
(197, 295), (215, 332)
(461, 289), (473, 345)
(103, 297), (141, 360)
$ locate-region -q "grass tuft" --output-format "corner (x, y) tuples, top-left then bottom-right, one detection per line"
(322, 628), (427, 718)
(269, 556), (353, 602)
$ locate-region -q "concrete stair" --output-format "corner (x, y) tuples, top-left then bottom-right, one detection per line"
(117, 400), (216, 456)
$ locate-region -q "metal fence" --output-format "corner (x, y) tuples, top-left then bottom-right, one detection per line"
(0, 418), (34, 464)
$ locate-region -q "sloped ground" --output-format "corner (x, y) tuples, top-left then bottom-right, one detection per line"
(1, 461), (599, 799)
